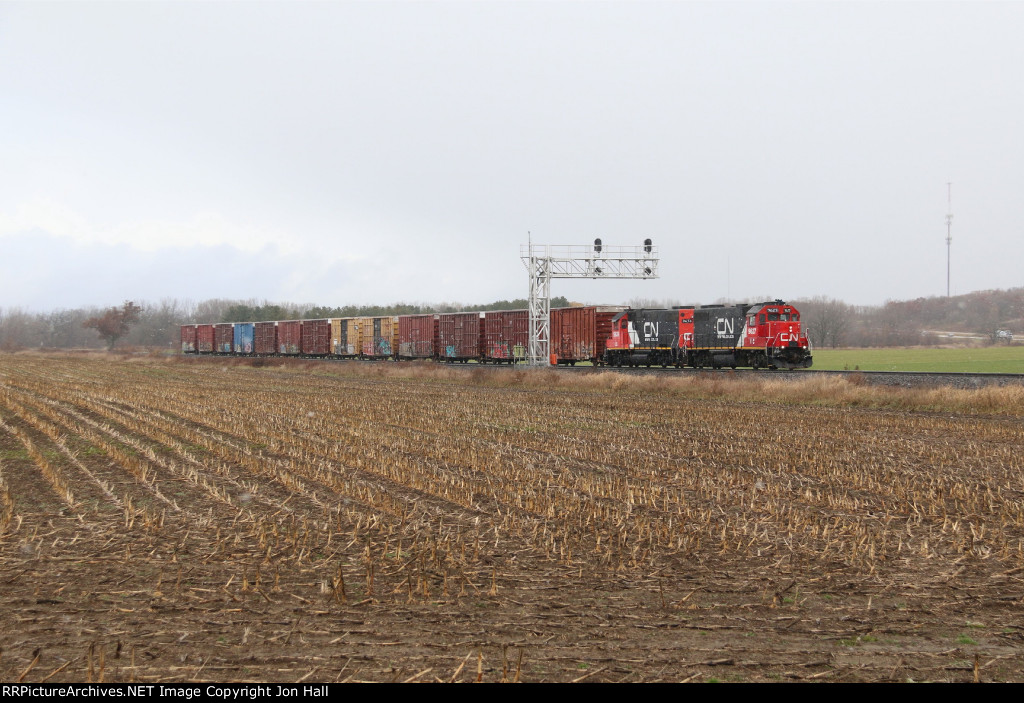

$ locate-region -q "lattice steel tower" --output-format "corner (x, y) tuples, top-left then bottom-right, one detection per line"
(520, 237), (660, 366)
(946, 182), (953, 298)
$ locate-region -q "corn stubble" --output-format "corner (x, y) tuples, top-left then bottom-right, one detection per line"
(1, 354), (1023, 682)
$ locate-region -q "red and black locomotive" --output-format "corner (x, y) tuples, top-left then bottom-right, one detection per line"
(604, 300), (812, 370)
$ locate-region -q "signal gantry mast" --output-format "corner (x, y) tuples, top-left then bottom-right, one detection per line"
(520, 237), (660, 366)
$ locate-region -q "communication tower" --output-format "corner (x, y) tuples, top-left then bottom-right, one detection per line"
(521, 236), (659, 366)
(946, 182), (953, 298)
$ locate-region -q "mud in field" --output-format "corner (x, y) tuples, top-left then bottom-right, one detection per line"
(1, 356), (1022, 682)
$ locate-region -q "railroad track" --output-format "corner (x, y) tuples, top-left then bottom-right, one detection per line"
(553, 364), (1024, 388)
(180, 353), (1024, 389)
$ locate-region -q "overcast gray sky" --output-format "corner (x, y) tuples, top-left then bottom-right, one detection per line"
(2, 1), (1022, 312)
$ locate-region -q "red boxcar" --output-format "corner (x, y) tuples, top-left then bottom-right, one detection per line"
(278, 321), (301, 355)
(483, 310), (527, 363)
(397, 314), (437, 360)
(254, 322), (277, 355)
(550, 305), (625, 365)
(437, 312), (484, 362)
(180, 325), (197, 353)
(196, 324), (215, 353)
(300, 319), (331, 356)
(214, 324), (234, 354)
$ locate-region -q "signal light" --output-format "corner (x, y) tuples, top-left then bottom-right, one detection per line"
(643, 238), (652, 253)
(594, 238), (602, 253)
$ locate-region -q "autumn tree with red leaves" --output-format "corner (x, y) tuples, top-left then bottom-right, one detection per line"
(83, 301), (143, 350)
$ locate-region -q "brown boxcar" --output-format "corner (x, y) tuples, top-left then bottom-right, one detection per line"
(278, 320), (301, 355)
(483, 310), (527, 363)
(214, 323), (234, 354)
(301, 319), (331, 356)
(254, 322), (277, 355)
(180, 325), (197, 353)
(196, 324), (215, 353)
(437, 312), (484, 362)
(397, 314), (437, 359)
(550, 305), (626, 365)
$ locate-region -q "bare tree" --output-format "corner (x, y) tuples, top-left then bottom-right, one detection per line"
(83, 301), (143, 350)
(127, 298), (189, 348)
(0, 307), (44, 351)
(794, 297), (852, 348)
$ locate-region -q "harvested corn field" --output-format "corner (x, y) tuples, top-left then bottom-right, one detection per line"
(1, 354), (1023, 682)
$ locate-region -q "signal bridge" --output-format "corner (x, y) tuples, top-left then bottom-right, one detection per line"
(520, 239), (660, 366)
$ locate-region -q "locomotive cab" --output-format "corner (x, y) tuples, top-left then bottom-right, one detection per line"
(741, 301), (812, 369)
(607, 313), (631, 351)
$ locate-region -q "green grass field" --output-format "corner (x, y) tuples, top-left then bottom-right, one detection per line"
(811, 346), (1024, 373)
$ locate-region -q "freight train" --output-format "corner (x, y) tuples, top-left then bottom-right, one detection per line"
(181, 300), (812, 370)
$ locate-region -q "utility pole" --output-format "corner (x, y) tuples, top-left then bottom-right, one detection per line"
(946, 182), (953, 298)
(520, 237), (659, 366)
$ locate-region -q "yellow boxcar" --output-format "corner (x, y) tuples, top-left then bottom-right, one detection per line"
(330, 318), (346, 356)
(359, 316), (397, 359)
(329, 318), (361, 357)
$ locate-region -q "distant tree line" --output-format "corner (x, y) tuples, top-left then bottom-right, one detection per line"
(3, 290), (1020, 352)
(0, 298), (198, 352)
(625, 291), (1022, 348)
(221, 297), (572, 323)
(0, 296), (572, 351)
(793, 289), (1024, 348)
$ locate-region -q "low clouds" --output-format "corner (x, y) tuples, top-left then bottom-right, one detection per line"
(0, 230), (290, 310)
(0, 209), (512, 311)
(0, 199), (283, 253)
(2, 2), (1023, 311)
